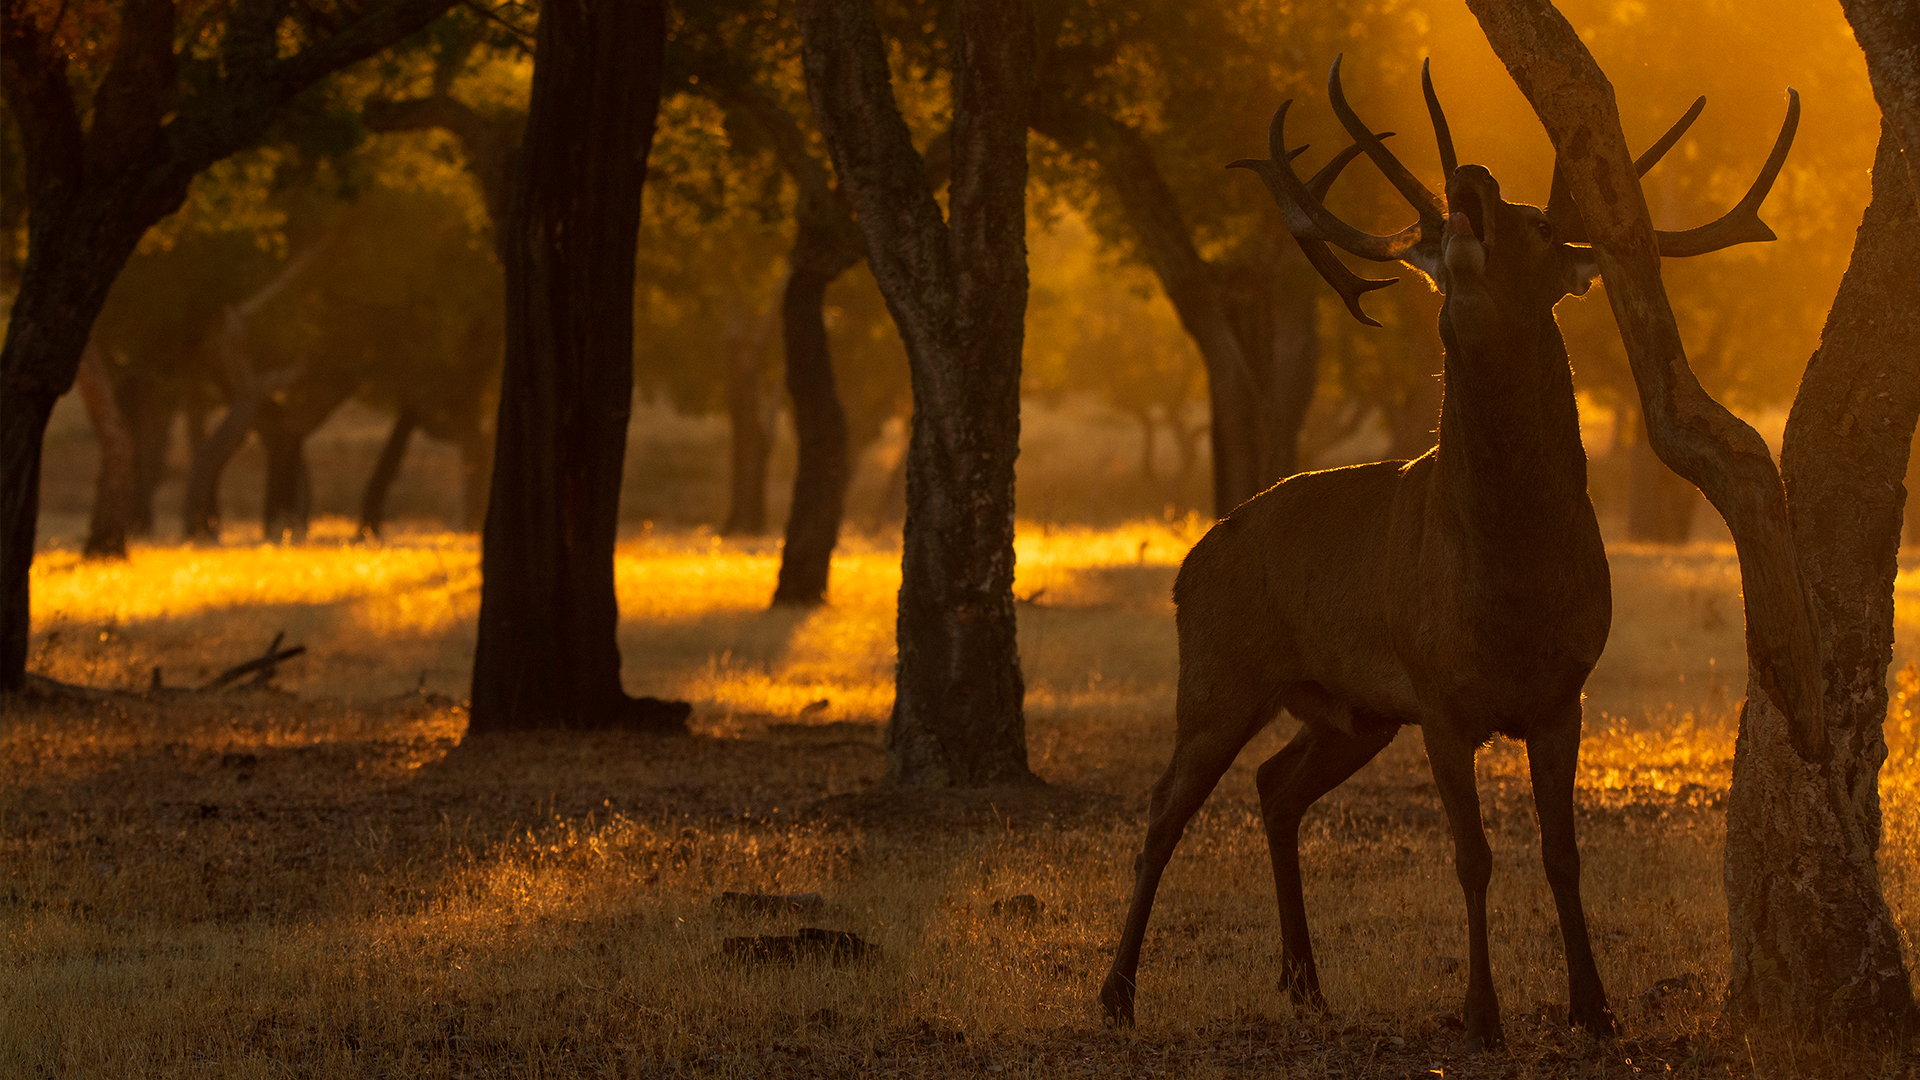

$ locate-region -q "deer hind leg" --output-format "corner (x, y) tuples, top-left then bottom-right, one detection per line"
(1526, 704), (1614, 1036)
(1422, 724), (1503, 1051)
(1099, 699), (1264, 1025)
(1255, 710), (1396, 1013)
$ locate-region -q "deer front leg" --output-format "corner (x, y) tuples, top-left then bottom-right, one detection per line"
(1256, 716), (1395, 1012)
(1526, 706), (1614, 1036)
(1100, 724), (1247, 1025)
(1423, 724), (1502, 1050)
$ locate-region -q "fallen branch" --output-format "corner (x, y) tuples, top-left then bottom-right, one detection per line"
(200, 632), (306, 691)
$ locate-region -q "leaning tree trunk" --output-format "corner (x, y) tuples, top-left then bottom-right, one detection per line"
(1469, 0), (1917, 1037)
(799, 0), (1035, 786)
(1723, 123), (1920, 1036)
(468, 0), (686, 733)
(74, 342), (138, 558)
(359, 407), (418, 538)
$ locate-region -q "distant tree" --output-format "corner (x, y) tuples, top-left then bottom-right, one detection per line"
(1470, 0), (1918, 1037)
(1028, 1), (1426, 514)
(799, 0), (1034, 786)
(467, 0), (689, 732)
(673, 6), (871, 603)
(0, 0), (458, 691)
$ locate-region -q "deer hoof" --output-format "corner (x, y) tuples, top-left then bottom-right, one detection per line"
(1572, 1002), (1616, 1038)
(1098, 976), (1136, 1027)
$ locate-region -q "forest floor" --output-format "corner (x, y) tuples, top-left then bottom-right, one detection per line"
(5, 522), (1918, 1079)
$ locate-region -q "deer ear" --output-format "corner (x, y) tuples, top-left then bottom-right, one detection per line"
(1564, 247), (1601, 296)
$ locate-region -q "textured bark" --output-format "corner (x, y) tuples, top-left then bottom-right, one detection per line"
(1724, 124), (1920, 1039)
(1841, 1), (1920, 198)
(467, 0), (686, 733)
(1467, 0), (1827, 763)
(1029, 99), (1320, 513)
(360, 407), (419, 539)
(75, 343), (137, 559)
(0, 0), (458, 690)
(799, 0), (1034, 786)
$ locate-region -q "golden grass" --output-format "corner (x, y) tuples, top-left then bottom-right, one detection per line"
(5, 524), (1919, 1078)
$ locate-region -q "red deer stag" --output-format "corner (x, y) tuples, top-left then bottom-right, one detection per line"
(1098, 58), (1797, 1050)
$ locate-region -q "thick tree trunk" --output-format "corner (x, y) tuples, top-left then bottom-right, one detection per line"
(772, 267), (852, 605)
(360, 407), (418, 539)
(468, 0), (686, 733)
(1724, 124), (1920, 1038)
(799, 0), (1034, 786)
(721, 302), (776, 536)
(75, 342), (137, 558)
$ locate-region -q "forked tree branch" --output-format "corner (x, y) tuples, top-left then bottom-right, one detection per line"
(1464, 0), (1828, 762)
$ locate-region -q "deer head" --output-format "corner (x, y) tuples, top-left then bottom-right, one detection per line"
(1231, 57), (1799, 326)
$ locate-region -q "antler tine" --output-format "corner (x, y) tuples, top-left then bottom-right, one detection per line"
(1298, 139), (1399, 327)
(1422, 59), (1457, 180)
(1228, 100), (1426, 263)
(1328, 55), (1446, 229)
(1549, 95), (1710, 244)
(1656, 88), (1799, 258)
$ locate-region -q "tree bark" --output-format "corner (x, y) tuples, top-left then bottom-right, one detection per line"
(117, 366), (176, 537)
(75, 342), (137, 558)
(467, 0), (687, 733)
(1723, 123), (1920, 1039)
(0, 0), (459, 690)
(799, 0), (1035, 787)
(360, 407), (419, 539)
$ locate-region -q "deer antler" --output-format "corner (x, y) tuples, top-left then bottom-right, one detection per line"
(1328, 55), (1448, 234)
(1546, 92), (1798, 257)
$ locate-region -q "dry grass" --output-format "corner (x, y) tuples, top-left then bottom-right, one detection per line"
(5, 524), (1918, 1078)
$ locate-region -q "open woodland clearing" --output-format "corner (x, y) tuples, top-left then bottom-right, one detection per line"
(5, 522), (1918, 1079)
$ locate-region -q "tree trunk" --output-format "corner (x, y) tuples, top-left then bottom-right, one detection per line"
(360, 407), (418, 539)
(254, 376), (356, 544)
(1028, 100), (1319, 515)
(468, 0), (687, 733)
(1724, 123), (1920, 1038)
(75, 342), (138, 559)
(721, 301), (776, 536)
(772, 266), (853, 606)
(118, 366), (176, 537)
(799, 0), (1035, 787)
(1622, 414), (1700, 543)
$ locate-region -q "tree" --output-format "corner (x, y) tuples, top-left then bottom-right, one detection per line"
(0, 0), (458, 691)
(1467, 0), (1918, 1037)
(798, 0), (1034, 786)
(466, 0), (689, 733)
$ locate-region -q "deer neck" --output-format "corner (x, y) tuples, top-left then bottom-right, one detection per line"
(1432, 302), (1592, 544)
